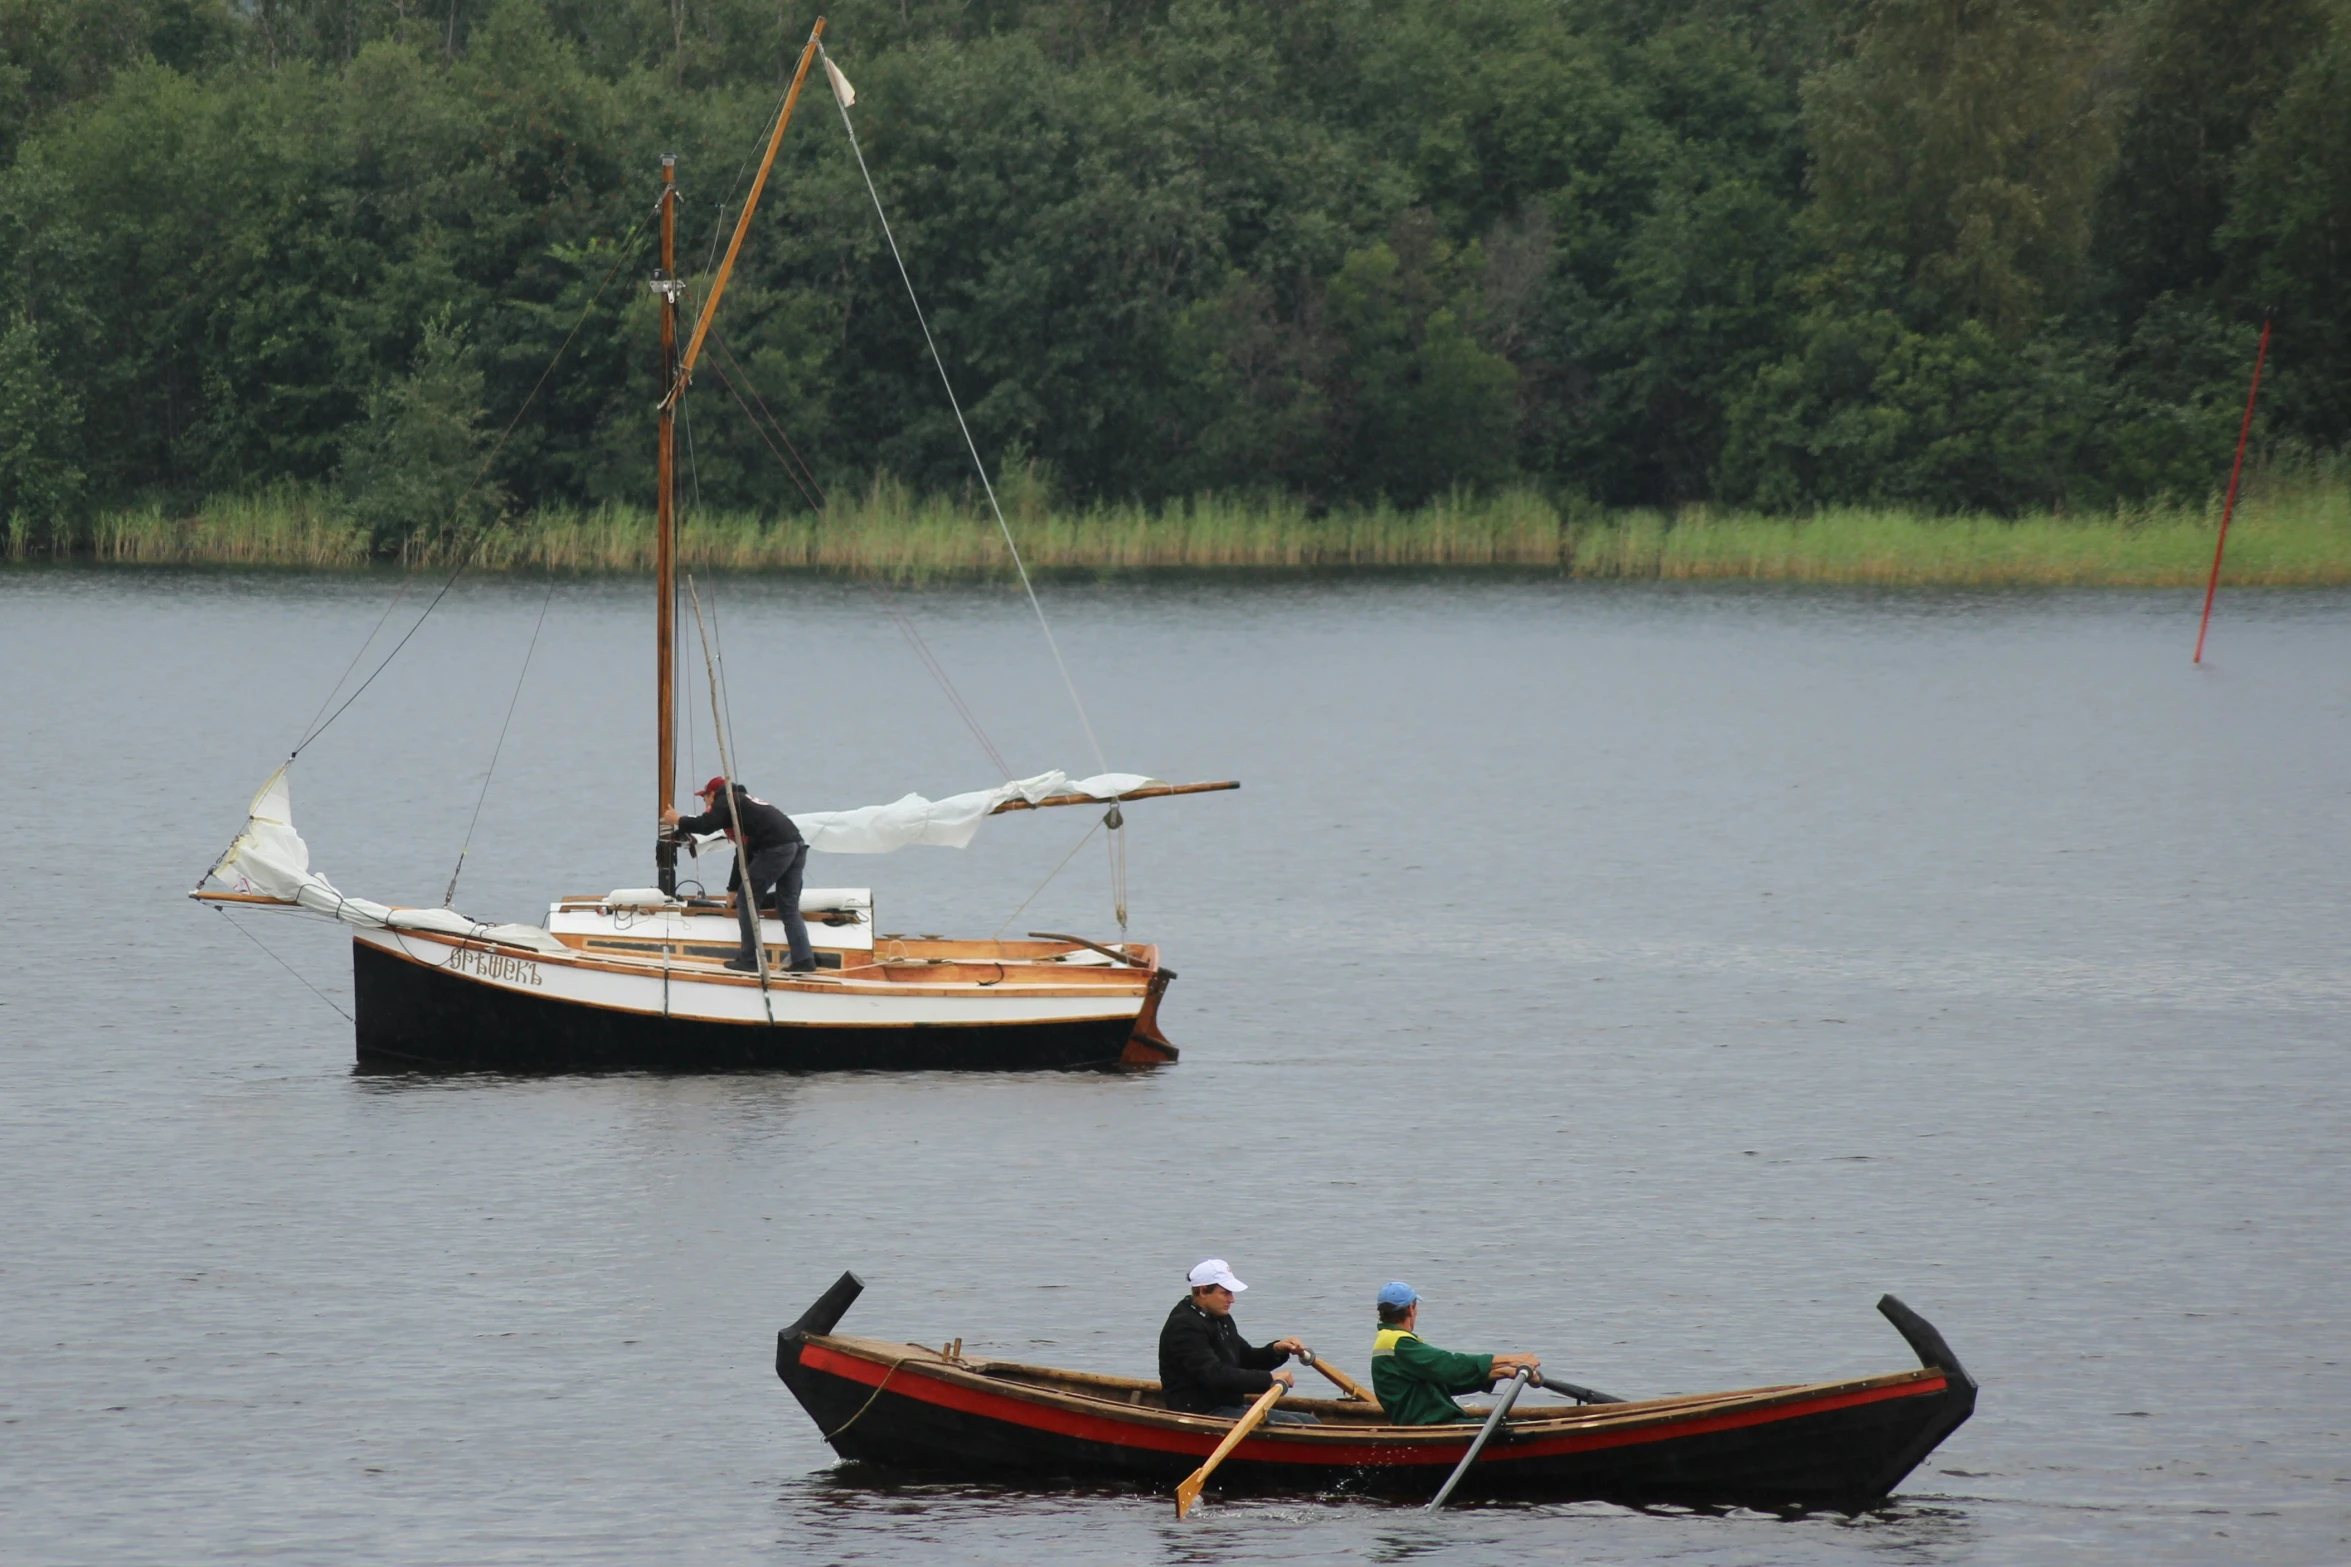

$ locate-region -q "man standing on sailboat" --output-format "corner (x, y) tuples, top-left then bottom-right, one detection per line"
(664, 777), (817, 973)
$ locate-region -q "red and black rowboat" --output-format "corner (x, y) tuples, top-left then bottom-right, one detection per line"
(774, 1273), (1977, 1511)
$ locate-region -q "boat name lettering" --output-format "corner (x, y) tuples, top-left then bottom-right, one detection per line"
(448, 947), (545, 986)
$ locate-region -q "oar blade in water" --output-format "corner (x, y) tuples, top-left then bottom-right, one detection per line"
(1174, 1381), (1285, 1519)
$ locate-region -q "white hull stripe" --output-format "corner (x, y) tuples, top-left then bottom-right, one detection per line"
(356, 929), (1145, 1029)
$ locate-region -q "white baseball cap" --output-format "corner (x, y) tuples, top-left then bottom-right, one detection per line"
(1187, 1258), (1248, 1293)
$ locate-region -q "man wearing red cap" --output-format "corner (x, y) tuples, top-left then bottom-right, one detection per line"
(662, 776), (816, 973)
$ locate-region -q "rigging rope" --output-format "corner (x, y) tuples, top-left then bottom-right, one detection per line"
(285, 197), (658, 764)
(697, 317), (1015, 779)
(703, 345), (825, 515)
(686, 574), (776, 1012)
(710, 327), (827, 508)
(295, 586), (414, 752)
(708, 579), (747, 801)
(682, 357), (706, 518)
(822, 46), (1109, 777)
(678, 388), (702, 797)
(211, 905), (354, 1024)
(994, 815), (1107, 940)
(1107, 802), (1129, 934)
(442, 571), (557, 907)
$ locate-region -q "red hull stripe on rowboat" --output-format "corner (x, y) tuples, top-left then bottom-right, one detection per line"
(797, 1344), (1949, 1469)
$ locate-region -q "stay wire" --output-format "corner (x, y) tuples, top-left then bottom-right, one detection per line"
(702, 576), (748, 816)
(212, 905), (354, 1024)
(694, 320), (1013, 779)
(683, 363), (705, 516)
(870, 586), (1014, 780)
(823, 48), (1108, 776)
(296, 587), (413, 748)
(699, 79), (794, 279)
(686, 574), (774, 1006)
(287, 197), (659, 763)
(702, 350), (826, 515)
(709, 327), (827, 507)
(442, 570), (557, 907)
(993, 815), (1105, 940)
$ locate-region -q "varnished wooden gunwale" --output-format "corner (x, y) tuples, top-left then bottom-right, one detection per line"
(801, 1331), (1945, 1447)
(364, 923), (1159, 1001)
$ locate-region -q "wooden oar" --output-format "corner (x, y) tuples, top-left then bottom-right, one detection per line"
(1298, 1348), (1377, 1406)
(1173, 1381), (1285, 1519)
(1426, 1366), (1532, 1511)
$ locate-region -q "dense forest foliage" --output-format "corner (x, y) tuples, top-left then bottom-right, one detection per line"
(0, 0), (2344, 544)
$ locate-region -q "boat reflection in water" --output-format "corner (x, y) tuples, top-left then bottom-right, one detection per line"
(776, 1273), (1978, 1512)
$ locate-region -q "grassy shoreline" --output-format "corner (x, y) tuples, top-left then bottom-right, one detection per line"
(13, 474), (2351, 586)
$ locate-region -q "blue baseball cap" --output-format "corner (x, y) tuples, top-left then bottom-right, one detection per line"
(1377, 1281), (1419, 1308)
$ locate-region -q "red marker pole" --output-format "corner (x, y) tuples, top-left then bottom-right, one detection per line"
(2194, 310), (2276, 664)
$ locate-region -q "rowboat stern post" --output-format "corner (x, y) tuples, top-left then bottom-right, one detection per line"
(1864, 1293), (1979, 1507)
(777, 1270), (865, 1383)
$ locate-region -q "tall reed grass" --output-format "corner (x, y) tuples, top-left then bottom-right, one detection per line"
(19, 465), (2351, 586)
(63, 483), (372, 566)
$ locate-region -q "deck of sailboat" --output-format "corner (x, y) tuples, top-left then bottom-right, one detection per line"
(534, 891), (1164, 992)
(543, 931), (1164, 994)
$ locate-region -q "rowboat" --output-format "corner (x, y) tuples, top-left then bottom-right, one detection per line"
(774, 1273), (1978, 1512)
(188, 20), (1231, 1072)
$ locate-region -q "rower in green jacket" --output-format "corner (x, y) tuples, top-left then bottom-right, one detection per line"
(1369, 1281), (1542, 1424)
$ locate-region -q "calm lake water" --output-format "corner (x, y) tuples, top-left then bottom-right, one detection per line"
(2, 569), (2345, 1566)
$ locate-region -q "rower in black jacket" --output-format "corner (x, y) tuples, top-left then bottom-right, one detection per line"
(663, 775), (817, 972)
(1157, 1259), (1317, 1424)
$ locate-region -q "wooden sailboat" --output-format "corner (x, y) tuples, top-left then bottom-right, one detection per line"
(193, 20), (1229, 1073)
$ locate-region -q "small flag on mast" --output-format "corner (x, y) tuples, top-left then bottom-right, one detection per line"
(824, 57), (856, 109)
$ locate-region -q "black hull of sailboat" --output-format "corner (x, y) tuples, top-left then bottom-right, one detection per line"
(350, 939), (1142, 1074)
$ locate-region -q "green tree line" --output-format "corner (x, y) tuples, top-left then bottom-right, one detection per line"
(1, 0), (2344, 547)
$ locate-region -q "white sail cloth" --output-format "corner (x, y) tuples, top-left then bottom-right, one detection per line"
(790, 770), (1159, 854)
(203, 768), (566, 953)
(205, 766), (1159, 941)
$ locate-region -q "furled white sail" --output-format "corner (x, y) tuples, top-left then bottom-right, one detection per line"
(791, 770), (1158, 854)
(204, 766), (1158, 941)
(202, 768), (566, 953)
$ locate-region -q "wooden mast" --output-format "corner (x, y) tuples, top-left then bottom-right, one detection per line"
(655, 154), (680, 894)
(667, 17), (825, 403)
(653, 16), (821, 888)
